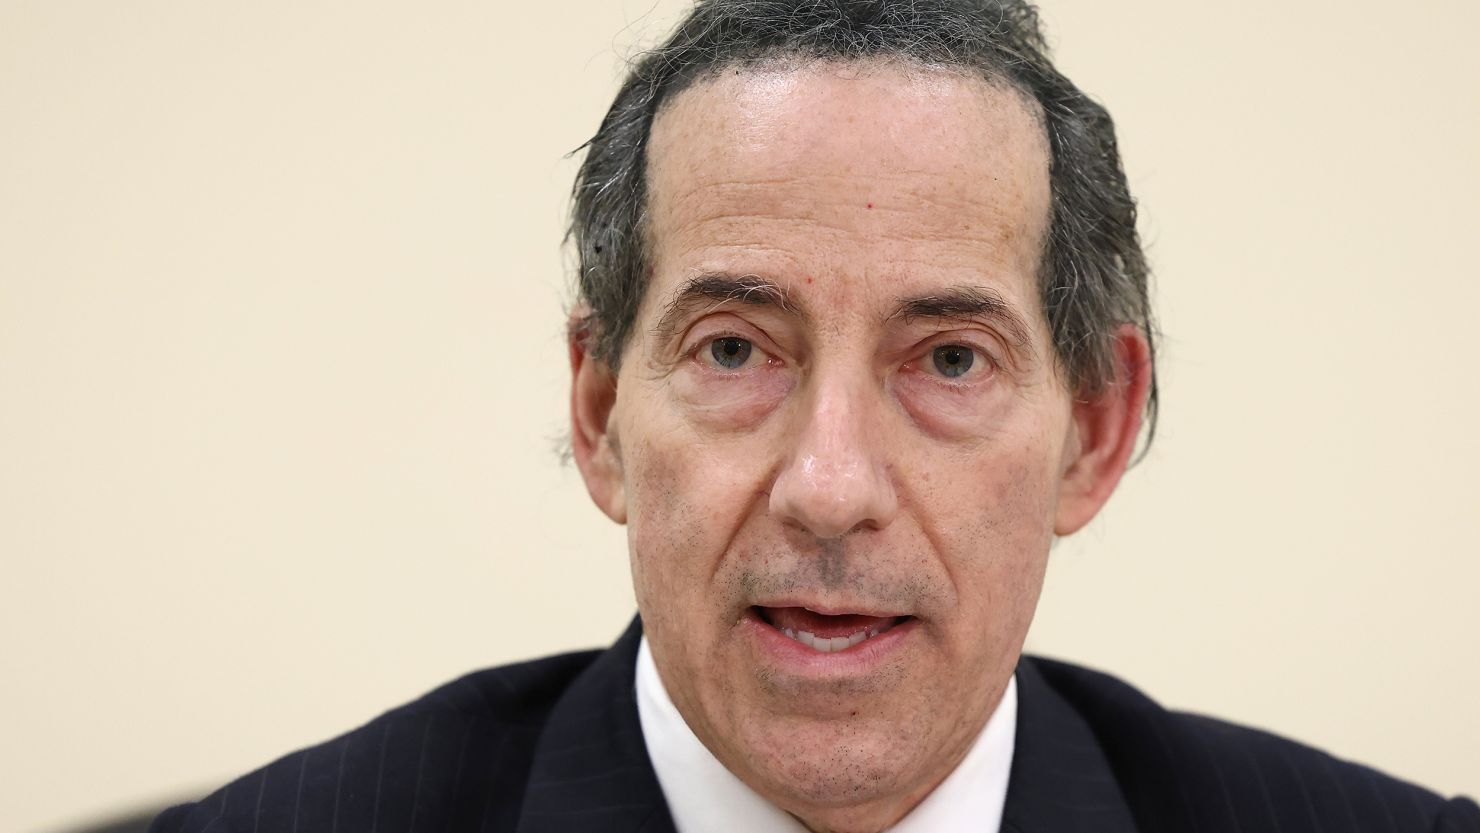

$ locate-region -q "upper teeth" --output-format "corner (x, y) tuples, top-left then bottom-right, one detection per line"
(782, 626), (882, 653)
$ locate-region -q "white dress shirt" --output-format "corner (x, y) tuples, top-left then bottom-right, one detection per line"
(636, 637), (1017, 833)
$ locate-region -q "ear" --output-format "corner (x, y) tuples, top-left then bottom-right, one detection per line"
(1054, 324), (1153, 536)
(569, 313), (627, 524)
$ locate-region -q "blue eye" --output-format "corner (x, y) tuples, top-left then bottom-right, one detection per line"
(932, 345), (975, 378)
(710, 337), (753, 369)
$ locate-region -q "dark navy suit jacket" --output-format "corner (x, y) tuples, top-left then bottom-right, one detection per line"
(151, 617), (1479, 832)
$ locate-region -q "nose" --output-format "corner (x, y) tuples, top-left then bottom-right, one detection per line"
(768, 374), (900, 539)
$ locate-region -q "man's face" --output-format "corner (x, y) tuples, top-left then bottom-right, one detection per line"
(573, 61), (1133, 828)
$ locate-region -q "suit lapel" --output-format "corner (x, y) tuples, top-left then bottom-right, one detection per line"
(1000, 657), (1140, 833)
(515, 617), (677, 833)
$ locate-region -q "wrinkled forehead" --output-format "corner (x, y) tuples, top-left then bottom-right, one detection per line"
(643, 58), (1054, 322)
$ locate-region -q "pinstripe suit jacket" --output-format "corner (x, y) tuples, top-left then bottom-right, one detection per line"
(151, 617), (1479, 832)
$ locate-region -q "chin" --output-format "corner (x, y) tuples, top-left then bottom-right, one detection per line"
(670, 607), (1001, 816)
(736, 715), (925, 810)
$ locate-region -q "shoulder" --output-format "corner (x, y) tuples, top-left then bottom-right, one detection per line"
(1023, 655), (1480, 833)
(149, 647), (604, 833)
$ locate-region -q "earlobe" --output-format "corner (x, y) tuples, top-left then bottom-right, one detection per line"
(568, 317), (628, 524)
(1053, 325), (1153, 535)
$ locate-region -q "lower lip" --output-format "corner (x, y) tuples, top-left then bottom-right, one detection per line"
(741, 607), (919, 675)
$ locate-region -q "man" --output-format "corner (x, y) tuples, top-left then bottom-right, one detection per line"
(151, 1), (1478, 831)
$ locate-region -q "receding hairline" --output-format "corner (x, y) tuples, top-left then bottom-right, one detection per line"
(641, 54), (1054, 251)
(650, 53), (1048, 139)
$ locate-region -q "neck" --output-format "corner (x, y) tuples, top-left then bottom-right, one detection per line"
(784, 772), (958, 833)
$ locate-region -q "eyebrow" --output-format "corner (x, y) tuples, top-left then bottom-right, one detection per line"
(651, 273), (1036, 361)
(887, 286), (1037, 360)
(652, 273), (804, 344)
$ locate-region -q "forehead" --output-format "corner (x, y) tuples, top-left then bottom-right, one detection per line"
(643, 59), (1053, 323)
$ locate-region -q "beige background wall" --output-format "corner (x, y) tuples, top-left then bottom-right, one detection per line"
(3, 1), (1476, 830)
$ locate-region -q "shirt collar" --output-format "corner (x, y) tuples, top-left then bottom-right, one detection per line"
(635, 636), (1017, 833)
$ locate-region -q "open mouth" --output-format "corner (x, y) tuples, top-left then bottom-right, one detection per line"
(752, 605), (912, 654)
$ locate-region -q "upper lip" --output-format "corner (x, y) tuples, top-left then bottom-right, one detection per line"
(750, 599), (913, 619)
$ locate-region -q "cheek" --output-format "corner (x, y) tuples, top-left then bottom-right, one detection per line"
(621, 424), (771, 633)
(970, 457), (1056, 611)
(625, 442), (704, 593)
(915, 443), (1061, 625)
